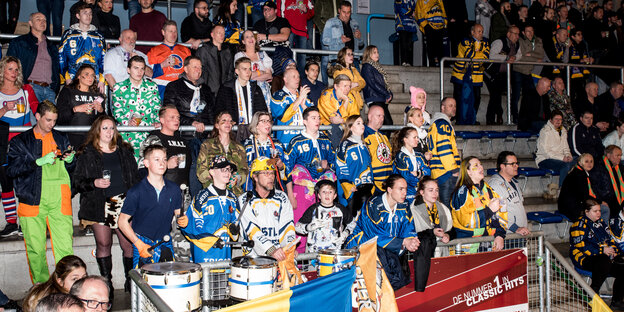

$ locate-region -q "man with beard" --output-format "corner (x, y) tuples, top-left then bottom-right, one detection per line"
(181, 0), (213, 50)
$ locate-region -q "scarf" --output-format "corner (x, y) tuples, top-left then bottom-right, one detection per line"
(426, 202), (440, 228)
(364, 60), (389, 90)
(235, 79), (253, 124)
(604, 156), (624, 204)
(283, 86), (303, 125)
(577, 164), (597, 198)
(183, 80), (201, 115)
(470, 182), (493, 211)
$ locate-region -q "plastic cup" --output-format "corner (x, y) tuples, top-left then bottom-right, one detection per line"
(103, 170), (111, 180)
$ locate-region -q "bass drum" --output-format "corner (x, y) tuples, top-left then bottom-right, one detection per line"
(141, 262), (202, 312)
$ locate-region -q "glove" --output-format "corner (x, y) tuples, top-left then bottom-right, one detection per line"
(134, 240), (152, 258)
(36, 152), (56, 166)
(177, 215), (188, 228)
(306, 219), (323, 232)
(63, 151), (75, 163)
(214, 238), (225, 249)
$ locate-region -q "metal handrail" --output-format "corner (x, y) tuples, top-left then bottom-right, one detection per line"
(366, 14), (394, 46)
(440, 56), (624, 125)
(8, 124), (406, 133)
(436, 230), (544, 247)
(129, 269), (175, 312)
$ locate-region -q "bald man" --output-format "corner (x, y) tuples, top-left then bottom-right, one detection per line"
(518, 77), (551, 132)
(363, 105), (393, 192)
(104, 29), (153, 88)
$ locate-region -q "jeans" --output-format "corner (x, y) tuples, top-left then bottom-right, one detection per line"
(438, 174), (458, 209)
(290, 32), (309, 74)
(510, 71), (533, 124)
(321, 55), (329, 85)
(36, 0), (64, 37)
(538, 159), (574, 187)
(127, 0), (140, 20)
(30, 83), (57, 105)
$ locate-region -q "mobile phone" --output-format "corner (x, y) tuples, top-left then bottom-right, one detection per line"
(61, 146), (74, 157)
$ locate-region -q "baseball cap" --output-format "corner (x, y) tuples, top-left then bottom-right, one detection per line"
(209, 155), (238, 172)
(263, 1), (277, 9)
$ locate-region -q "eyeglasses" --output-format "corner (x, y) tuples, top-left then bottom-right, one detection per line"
(259, 119), (272, 124)
(258, 170), (276, 176)
(503, 162), (520, 166)
(217, 167), (233, 173)
(80, 299), (112, 311)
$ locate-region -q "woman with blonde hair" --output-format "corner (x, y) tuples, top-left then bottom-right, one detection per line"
(328, 47), (366, 113)
(361, 45), (393, 124)
(558, 153), (609, 221)
(234, 30), (273, 104)
(243, 111), (287, 192)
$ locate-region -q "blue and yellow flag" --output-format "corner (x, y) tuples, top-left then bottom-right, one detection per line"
(216, 266), (356, 312)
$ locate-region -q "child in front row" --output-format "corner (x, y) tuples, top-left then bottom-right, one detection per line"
(295, 180), (356, 252)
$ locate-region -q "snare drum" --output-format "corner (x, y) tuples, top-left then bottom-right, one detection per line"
(229, 256), (278, 301)
(318, 249), (358, 277)
(141, 262), (202, 312)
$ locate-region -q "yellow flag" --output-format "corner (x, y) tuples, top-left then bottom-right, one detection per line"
(355, 238), (398, 312)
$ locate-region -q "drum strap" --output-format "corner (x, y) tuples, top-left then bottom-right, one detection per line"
(229, 276), (277, 286)
(318, 257), (356, 267)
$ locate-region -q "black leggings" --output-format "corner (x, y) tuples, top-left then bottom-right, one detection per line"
(0, 165), (12, 193)
(347, 184), (374, 217)
(582, 254), (624, 301)
(92, 224), (134, 258)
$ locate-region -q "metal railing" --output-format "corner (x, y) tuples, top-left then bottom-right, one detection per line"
(440, 57), (624, 125)
(366, 14), (394, 46)
(129, 269), (175, 312)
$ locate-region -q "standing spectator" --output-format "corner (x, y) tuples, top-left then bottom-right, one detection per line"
(7, 12), (60, 104)
(515, 4), (529, 31)
(556, 5), (573, 35)
(328, 47), (365, 114)
(475, 0), (497, 39)
(528, 0), (547, 23)
(485, 26), (520, 125)
(213, 0), (242, 48)
(518, 77), (551, 132)
(361, 45), (393, 124)
(568, 28), (592, 102)
(129, 0), (167, 54)
(569, 110), (605, 161)
(196, 25), (234, 97)
(547, 77), (576, 130)
(92, 0), (120, 40)
(596, 82), (624, 131)
(112, 56), (161, 160)
(443, 0), (468, 57)
(428, 97), (460, 208)
(235, 30), (274, 105)
(512, 25), (544, 124)
(489, 0), (512, 42)
(364, 105), (393, 192)
(59, 2), (106, 94)
(301, 61), (326, 105)
(36, 0), (64, 37)
(489, 151), (530, 235)
(147, 20), (192, 98)
(56, 64), (106, 148)
(569, 0), (588, 28)
(270, 67), (312, 146)
(69, 0), (96, 26)
(318, 74), (358, 126)
(73, 116), (139, 295)
(536, 7), (557, 43)
(253, 1), (291, 48)
(536, 111), (574, 187)
(277, 0), (314, 72)
(7, 101), (76, 284)
(196, 111), (248, 196)
(103, 29), (153, 89)
(416, 0), (447, 67)
(451, 24), (489, 125)
(603, 118), (624, 164)
(584, 6), (608, 61)
(406, 86), (431, 127)
(322, 1), (363, 83)
(392, 127), (431, 204)
(0, 0), (18, 35)
(406, 107), (431, 157)
(394, 0), (418, 66)
(181, 0), (213, 50)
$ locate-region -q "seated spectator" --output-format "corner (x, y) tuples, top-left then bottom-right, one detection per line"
(213, 0), (242, 50)
(22, 256), (87, 312)
(405, 108), (431, 158)
(277, 0), (314, 73)
(196, 111), (248, 196)
(345, 174), (419, 290)
(216, 57), (268, 142)
(147, 20), (192, 98)
(318, 74), (358, 126)
(361, 45), (393, 124)
(59, 2), (105, 93)
(69, 276), (111, 312)
(570, 199), (624, 310)
(574, 82), (602, 127)
(243, 111), (287, 192)
(7, 12), (60, 104)
(300, 61), (326, 105)
(180, 0), (212, 50)
(295, 180), (355, 252)
(92, 0), (120, 40)
(519, 77), (551, 132)
(410, 177), (453, 291)
(253, 0), (291, 47)
(392, 127), (431, 205)
(596, 81), (624, 131)
(57, 64), (106, 148)
(336, 115), (374, 215)
(234, 30), (274, 105)
(35, 293), (85, 312)
(163, 56), (213, 137)
(547, 77), (576, 130)
(451, 156), (507, 251)
(269, 57), (295, 94)
(328, 47), (366, 114)
(559, 154), (605, 220)
(603, 117), (624, 164)
(512, 25), (544, 124)
(112, 56), (161, 160)
(104, 29), (153, 89)
(129, 0), (166, 54)
(569, 110), (605, 161)
(196, 25), (234, 97)
(591, 145), (624, 219)
(489, 151), (530, 235)
(536, 111), (575, 187)
(555, 5), (573, 36)
(270, 68), (312, 147)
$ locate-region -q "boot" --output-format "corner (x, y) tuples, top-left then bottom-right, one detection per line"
(96, 256), (114, 302)
(123, 256), (134, 292)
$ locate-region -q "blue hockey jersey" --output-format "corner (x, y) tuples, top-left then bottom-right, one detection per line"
(286, 131), (336, 180)
(270, 87), (312, 147)
(58, 24), (105, 82)
(243, 135), (288, 191)
(393, 147), (431, 204)
(335, 138), (373, 205)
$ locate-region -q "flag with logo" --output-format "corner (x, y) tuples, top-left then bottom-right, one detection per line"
(354, 238), (399, 312)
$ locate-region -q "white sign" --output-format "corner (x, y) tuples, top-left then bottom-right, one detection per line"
(357, 0), (370, 14)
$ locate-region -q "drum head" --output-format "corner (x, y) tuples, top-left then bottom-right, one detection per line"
(318, 249), (358, 257)
(141, 262), (201, 275)
(231, 256), (277, 269)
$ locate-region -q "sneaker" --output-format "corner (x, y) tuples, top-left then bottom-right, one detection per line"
(0, 223), (19, 237)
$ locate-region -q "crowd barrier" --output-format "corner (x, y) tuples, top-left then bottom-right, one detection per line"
(127, 231), (601, 312)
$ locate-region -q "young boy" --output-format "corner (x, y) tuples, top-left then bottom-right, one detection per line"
(119, 145), (186, 268)
(180, 155), (240, 262)
(295, 180), (355, 252)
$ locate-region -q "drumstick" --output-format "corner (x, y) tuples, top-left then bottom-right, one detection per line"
(283, 237), (301, 251)
(147, 235), (171, 255)
(179, 184), (187, 217)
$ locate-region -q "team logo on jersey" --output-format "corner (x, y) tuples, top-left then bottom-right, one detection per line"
(376, 142), (391, 164)
(171, 54), (184, 70)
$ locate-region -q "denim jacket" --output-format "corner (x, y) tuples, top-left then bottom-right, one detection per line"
(321, 16), (363, 59)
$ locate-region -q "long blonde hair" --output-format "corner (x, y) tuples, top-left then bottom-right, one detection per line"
(0, 56), (23, 89)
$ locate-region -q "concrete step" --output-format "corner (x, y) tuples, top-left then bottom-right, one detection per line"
(388, 82), (404, 94)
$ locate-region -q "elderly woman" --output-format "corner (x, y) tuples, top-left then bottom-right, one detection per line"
(318, 74), (360, 125)
(328, 47), (366, 113)
(197, 111), (248, 196)
(451, 156), (507, 251)
(558, 153), (610, 221)
(361, 45), (393, 124)
(243, 111), (287, 192)
(547, 77), (576, 130)
(234, 30), (273, 105)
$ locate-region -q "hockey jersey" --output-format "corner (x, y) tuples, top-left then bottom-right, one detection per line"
(393, 146), (431, 204)
(182, 185), (239, 262)
(317, 88), (359, 125)
(270, 87), (312, 146)
(58, 24), (106, 82)
(243, 135), (288, 191)
(571, 215), (617, 267)
(295, 202), (356, 252)
(286, 131), (336, 180)
(335, 138), (373, 203)
(451, 183), (507, 239)
(363, 126), (393, 191)
(451, 37), (490, 86)
(415, 0), (447, 32)
(427, 112), (460, 181)
(147, 43), (191, 95)
(610, 212), (624, 253)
